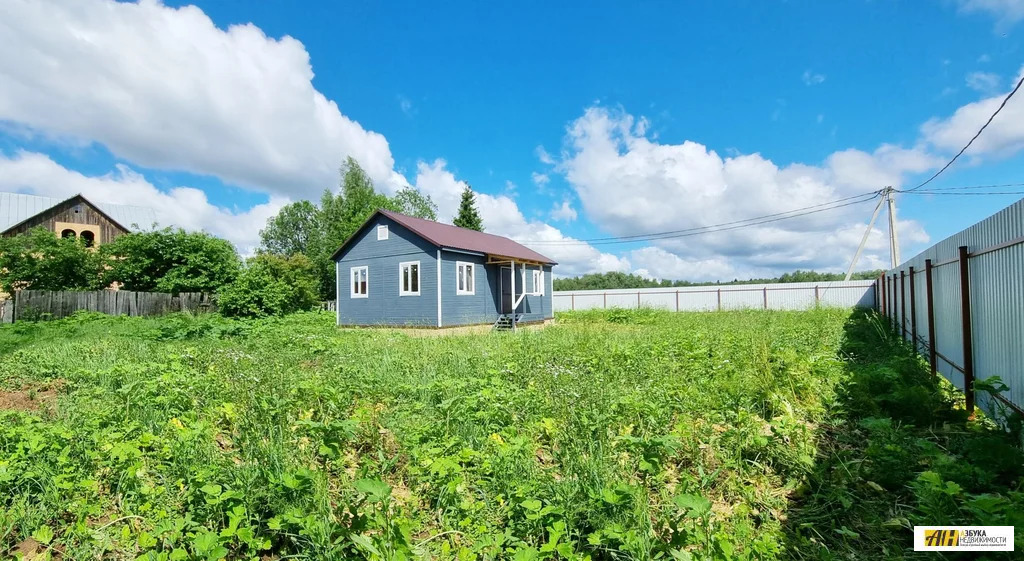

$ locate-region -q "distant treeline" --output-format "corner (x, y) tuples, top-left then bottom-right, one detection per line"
(552, 269), (884, 291)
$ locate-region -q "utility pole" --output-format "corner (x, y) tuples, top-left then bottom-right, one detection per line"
(885, 186), (901, 268)
(845, 194), (886, 281)
(843, 187), (901, 281)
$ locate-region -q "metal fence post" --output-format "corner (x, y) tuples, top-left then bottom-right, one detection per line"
(763, 286), (768, 310)
(958, 246), (975, 416)
(637, 291), (641, 309)
(909, 266), (917, 351)
(925, 259), (937, 377)
(603, 292), (607, 309)
(675, 290), (679, 312)
(880, 274), (888, 317)
(890, 274), (897, 331)
(900, 270), (907, 341)
(893, 273), (899, 332)
(716, 288), (722, 311)
(571, 294), (575, 311)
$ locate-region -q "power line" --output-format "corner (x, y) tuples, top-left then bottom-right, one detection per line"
(907, 73), (1024, 192)
(901, 182), (1024, 191)
(521, 189), (879, 245)
(899, 190), (1024, 196)
(518, 193), (879, 247)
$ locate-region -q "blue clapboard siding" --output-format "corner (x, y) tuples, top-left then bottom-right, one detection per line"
(439, 251), (497, 326)
(335, 215), (438, 326)
(439, 251), (552, 326)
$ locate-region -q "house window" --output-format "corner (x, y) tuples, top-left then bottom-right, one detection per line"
(456, 262), (475, 295)
(399, 261), (420, 296)
(377, 225), (389, 240)
(532, 270), (544, 295)
(351, 266), (368, 298)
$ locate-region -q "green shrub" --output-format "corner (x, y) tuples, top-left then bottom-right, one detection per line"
(0, 227), (102, 293)
(217, 254), (319, 318)
(100, 227), (240, 293)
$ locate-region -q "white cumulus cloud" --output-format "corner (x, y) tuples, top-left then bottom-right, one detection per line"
(922, 67), (1024, 157)
(550, 201), (578, 222)
(0, 0), (408, 199)
(554, 106), (936, 277)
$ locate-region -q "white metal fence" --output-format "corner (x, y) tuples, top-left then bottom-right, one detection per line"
(553, 280), (876, 313)
(880, 198), (1024, 420)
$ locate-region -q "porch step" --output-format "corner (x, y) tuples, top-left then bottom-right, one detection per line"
(492, 314), (523, 332)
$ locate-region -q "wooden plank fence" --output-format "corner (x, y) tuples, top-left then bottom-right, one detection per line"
(5, 290), (214, 322)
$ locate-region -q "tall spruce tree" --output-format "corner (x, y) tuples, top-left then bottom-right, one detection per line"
(453, 185), (483, 231)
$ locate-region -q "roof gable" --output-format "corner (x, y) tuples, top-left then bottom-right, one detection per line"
(0, 192), (157, 234)
(331, 209), (557, 264)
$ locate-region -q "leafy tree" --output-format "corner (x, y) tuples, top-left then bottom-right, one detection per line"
(100, 228), (240, 293)
(0, 228), (101, 293)
(259, 156), (439, 299)
(393, 187), (438, 220)
(258, 200), (323, 257)
(218, 253), (320, 317)
(453, 185), (483, 231)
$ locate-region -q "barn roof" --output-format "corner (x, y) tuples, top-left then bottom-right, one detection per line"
(332, 209), (557, 265)
(0, 192), (157, 234)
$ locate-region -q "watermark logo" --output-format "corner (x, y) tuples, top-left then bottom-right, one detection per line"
(914, 526), (1014, 552)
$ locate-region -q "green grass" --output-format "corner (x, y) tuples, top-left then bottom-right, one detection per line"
(0, 308), (1020, 560)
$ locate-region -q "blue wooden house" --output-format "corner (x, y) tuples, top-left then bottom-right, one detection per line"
(331, 209), (557, 329)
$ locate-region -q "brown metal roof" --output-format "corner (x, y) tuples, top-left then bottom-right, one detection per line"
(332, 209), (557, 264)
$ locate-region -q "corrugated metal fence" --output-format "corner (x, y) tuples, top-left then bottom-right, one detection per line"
(878, 198), (1024, 420)
(0, 289), (214, 323)
(554, 280), (876, 312)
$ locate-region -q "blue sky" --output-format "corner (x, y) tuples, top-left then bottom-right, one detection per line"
(1, 0), (1023, 279)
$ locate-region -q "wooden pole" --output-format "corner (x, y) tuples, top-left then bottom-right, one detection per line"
(603, 292), (607, 309)
(637, 291), (641, 309)
(900, 270), (907, 341)
(925, 259), (937, 377)
(814, 285), (820, 306)
(958, 246), (975, 416)
(763, 286), (768, 310)
(675, 291), (679, 312)
(909, 266), (917, 351)
(571, 293), (575, 311)
(716, 288), (722, 311)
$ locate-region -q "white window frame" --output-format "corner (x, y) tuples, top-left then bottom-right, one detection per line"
(350, 266), (368, 298)
(456, 261), (475, 295)
(377, 225), (389, 240)
(532, 269), (544, 296)
(399, 261), (420, 296)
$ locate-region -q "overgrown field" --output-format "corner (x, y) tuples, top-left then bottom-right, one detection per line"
(0, 309), (1020, 560)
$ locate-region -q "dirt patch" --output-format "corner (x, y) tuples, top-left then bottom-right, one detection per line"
(0, 379), (64, 414)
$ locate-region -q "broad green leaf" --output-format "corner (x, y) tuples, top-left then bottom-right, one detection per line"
(32, 525), (54, 545)
(354, 478), (392, 502)
(673, 494), (712, 516)
(521, 499), (542, 511)
(200, 484), (222, 496)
